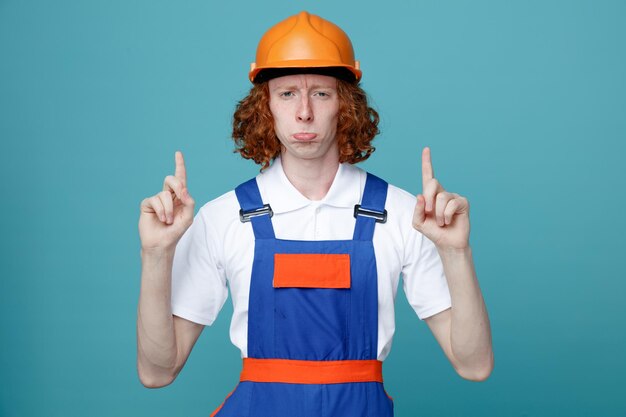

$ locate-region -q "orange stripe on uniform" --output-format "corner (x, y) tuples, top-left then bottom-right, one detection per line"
(273, 253), (351, 288)
(240, 358), (383, 384)
(385, 389), (394, 401)
(210, 385), (238, 417)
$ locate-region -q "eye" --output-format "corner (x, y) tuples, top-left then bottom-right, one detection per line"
(313, 90), (333, 99)
(279, 91), (295, 98)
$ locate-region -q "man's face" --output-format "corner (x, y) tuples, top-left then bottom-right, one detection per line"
(268, 74), (340, 165)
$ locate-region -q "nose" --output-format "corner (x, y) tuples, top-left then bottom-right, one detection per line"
(296, 95), (313, 122)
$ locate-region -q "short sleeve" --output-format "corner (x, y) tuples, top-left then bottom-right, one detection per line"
(171, 208), (228, 326)
(402, 230), (452, 320)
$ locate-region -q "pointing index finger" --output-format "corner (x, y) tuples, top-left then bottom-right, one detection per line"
(175, 151), (187, 188)
(422, 146), (434, 190)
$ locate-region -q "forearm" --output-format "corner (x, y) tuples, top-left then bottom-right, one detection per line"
(438, 246), (493, 379)
(137, 248), (178, 386)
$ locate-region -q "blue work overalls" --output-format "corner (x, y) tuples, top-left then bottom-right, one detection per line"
(211, 172), (394, 417)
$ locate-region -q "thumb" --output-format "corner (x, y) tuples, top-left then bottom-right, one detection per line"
(412, 194), (426, 231)
(181, 187), (195, 209)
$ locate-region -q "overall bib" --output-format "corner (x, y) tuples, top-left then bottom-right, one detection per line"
(211, 172), (394, 417)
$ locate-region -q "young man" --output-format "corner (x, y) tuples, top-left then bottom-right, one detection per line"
(137, 11), (493, 416)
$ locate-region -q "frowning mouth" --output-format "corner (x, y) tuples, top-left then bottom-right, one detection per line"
(293, 133), (317, 141)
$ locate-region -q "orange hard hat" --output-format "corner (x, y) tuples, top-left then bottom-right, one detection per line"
(249, 11), (362, 83)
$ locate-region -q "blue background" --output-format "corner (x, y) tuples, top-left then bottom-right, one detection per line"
(1, 1), (625, 416)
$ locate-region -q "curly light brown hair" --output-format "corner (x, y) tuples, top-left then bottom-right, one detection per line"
(232, 77), (380, 170)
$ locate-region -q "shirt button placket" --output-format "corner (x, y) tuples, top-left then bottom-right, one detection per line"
(314, 206), (321, 239)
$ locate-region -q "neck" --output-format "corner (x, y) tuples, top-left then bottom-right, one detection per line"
(280, 153), (340, 201)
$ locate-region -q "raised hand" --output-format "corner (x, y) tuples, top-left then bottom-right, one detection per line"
(412, 147), (470, 250)
(139, 151), (195, 252)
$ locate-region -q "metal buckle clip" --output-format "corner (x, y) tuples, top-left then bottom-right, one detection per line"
(239, 204), (273, 223)
(353, 204), (387, 223)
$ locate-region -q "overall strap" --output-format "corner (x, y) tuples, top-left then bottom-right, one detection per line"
(353, 173), (389, 241)
(234, 178), (276, 239)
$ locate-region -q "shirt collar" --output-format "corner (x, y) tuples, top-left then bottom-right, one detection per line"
(256, 156), (364, 214)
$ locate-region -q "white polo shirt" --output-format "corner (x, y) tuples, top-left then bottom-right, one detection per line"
(171, 157), (452, 361)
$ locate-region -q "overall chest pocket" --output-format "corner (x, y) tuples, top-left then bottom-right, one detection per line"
(273, 254), (351, 360)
